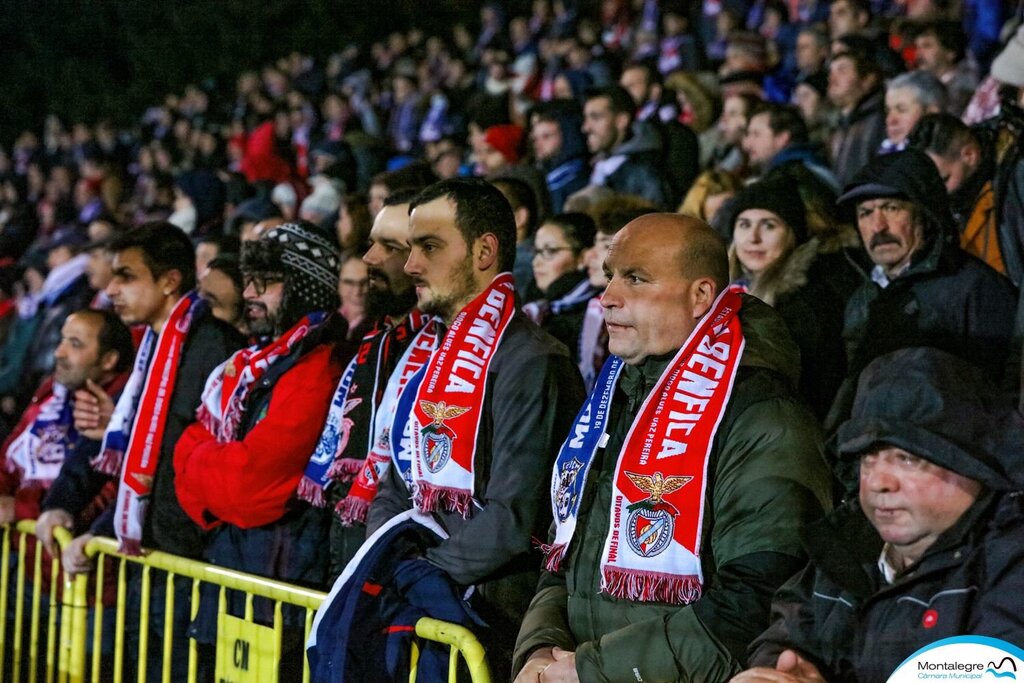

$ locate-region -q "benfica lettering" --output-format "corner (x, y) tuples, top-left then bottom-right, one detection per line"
(446, 288), (507, 394)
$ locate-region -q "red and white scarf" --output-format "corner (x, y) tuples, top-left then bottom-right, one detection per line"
(335, 314), (438, 523)
(92, 293), (202, 555)
(400, 273), (517, 517)
(197, 312), (324, 443)
(547, 289), (745, 604)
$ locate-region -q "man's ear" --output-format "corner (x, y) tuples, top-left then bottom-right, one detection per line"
(691, 277), (718, 319)
(99, 350), (119, 374)
(615, 112), (632, 136)
(158, 269), (183, 297)
(961, 142), (980, 170)
(475, 233), (500, 271)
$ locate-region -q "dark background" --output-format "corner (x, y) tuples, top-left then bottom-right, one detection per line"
(0, 0), (489, 143)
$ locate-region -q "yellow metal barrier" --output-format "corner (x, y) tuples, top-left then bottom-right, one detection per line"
(3, 521), (490, 683)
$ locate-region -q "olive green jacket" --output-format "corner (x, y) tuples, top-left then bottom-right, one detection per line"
(513, 296), (834, 683)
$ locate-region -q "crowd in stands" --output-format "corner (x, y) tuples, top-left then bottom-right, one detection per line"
(1, 0), (1023, 680)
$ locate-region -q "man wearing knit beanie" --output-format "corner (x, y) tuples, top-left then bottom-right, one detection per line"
(174, 219), (348, 665)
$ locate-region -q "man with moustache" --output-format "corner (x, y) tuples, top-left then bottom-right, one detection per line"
(366, 177), (585, 676)
(825, 150), (1016, 435)
(309, 189), (426, 577)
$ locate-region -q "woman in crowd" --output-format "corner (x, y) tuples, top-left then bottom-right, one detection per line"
(522, 212), (599, 362)
(728, 178), (847, 417)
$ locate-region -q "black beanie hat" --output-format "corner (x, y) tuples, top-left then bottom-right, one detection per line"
(729, 178), (809, 244)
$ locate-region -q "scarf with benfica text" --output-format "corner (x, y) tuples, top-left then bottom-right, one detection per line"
(543, 289), (744, 604)
(92, 292), (203, 556)
(391, 273), (516, 517)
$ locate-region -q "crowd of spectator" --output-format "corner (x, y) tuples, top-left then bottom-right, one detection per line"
(1, 0), (1024, 681)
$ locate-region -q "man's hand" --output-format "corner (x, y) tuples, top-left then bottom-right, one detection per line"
(73, 379), (115, 440)
(514, 647), (558, 683)
(36, 508), (74, 557)
(0, 495), (15, 525)
(539, 647), (579, 683)
(61, 533), (95, 575)
(729, 650), (827, 683)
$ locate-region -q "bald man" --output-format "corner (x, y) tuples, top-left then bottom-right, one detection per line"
(513, 215), (833, 683)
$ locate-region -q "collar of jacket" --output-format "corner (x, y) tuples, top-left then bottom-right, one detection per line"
(618, 350), (675, 410)
(802, 492), (999, 601)
(840, 88), (884, 128)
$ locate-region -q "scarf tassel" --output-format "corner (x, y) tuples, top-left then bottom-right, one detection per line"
(92, 448), (124, 477)
(539, 543), (567, 573)
(413, 482), (473, 519)
(335, 496), (370, 526)
(326, 457), (363, 484)
(296, 476), (326, 507)
(601, 568), (703, 605)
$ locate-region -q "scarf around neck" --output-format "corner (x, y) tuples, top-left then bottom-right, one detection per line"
(391, 273), (517, 517)
(92, 292), (203, 555)
(197, 312), (325, 443)
(544, 289), (745, 604)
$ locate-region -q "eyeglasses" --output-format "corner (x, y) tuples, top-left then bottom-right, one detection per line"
(243, 273), (284, 295)
(533, 246), (574, 261)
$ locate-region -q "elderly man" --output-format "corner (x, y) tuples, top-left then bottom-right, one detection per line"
(513, 214), (832, 682)
(828, 150), (1017, 433)
(736, 347), (1024, 682)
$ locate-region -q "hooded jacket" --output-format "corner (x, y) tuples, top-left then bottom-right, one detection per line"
(513, 296), (833, 682)
(590, 121), (674, 209)
(830, 150), (1018, 435)
(749, 347), (1024, 681)
(539, 113), (589, 214)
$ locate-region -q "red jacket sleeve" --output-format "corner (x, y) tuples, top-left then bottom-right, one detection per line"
(173, 345), (342, 529)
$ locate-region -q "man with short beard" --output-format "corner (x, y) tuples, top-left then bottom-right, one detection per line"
(365, 178), (585, 675)
(310, 189), (426, 577)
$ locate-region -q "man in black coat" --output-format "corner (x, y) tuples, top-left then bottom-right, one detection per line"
(826, 150), (1017, 436)
(737, 347), (1024, 683)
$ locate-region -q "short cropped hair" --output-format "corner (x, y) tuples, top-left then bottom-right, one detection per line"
(108, 221), (196, 293)
(584, 85), (637, 120)
(74, 308), (135, 374)
(887, 70), (948, 112)
(907, 112), (976, 159)
(409, 178), (518, 272)
(750, 103), (809, 143)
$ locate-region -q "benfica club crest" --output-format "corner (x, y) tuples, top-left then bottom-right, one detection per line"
(419, 400), (470, 473)
(624, 471), (692, 558)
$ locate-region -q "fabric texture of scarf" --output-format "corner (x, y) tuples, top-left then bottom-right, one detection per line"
(197, 312), (325, 443)
(92, 292), (203, 555)
(545, 289), (745, 605)
(391, 273), (516, 517)
(6, 383), (76, 485)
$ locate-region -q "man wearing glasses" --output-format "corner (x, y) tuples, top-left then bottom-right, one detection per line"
(173, 220), (347, 673)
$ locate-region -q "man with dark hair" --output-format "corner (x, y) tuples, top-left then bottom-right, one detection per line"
(318, 189), (424, 575)
(198, 255), (246, 333)
(582, 86), (673, 208)
(828, 0), (870, 39)
(795, 26), (830, 78)
(36, 221), (244, 681)
(914, 21), (977, 115)
(908, 113), (1006, 276)
(174, 220), (345, 667)
(743, 103), (839, 191)
(514, 214), (831, 682)
(530, 101), (589, 214)
(828, 49), (886, 186)
(826, 150), (1016, 435)
(492, 176), (541, 292)
(739, 347), (1024, 682)
(0, 309), (133, 526)
(366, 177), (585, 675)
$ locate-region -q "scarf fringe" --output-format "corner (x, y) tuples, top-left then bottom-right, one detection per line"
(413, 482), (473, 518)
(540, 542), (567, 573)
(93, 448), (124, 477)
(327, 457), (362, 483)
(119, 539), (144, 557)
(196, 404), (217, 438)
(297, 476), (326, 507)
(600, 568), (703, 605)
(335, 496), (370, 526)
